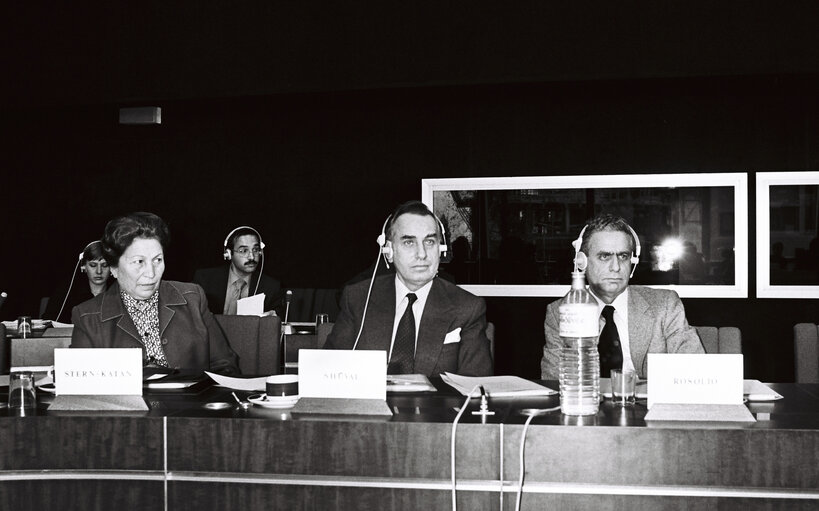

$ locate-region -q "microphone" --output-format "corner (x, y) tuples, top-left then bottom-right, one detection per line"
(0, 291), (7, 311)
(283, 290), (293, 327)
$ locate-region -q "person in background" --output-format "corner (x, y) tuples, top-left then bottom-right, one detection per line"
(541, 213), (703, 380)
(71, 212), (239, 375)
(193, 226), (283, 316)
(43, 241), (111, 323)
(326, 200), (493, 377)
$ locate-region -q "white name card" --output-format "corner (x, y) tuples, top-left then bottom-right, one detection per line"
(54, 348), (143, 396)
(298, 349), (387, 400)
(647, 353), (743, 409)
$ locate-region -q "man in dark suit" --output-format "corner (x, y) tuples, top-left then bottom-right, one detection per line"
(193, 226), (283, 316)
(326, 201), (493, 376)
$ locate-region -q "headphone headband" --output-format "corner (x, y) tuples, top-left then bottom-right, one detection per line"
(224, 226), (265, 250)
(78, 240), (102, 262)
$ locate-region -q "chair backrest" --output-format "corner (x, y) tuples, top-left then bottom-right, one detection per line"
(215, 315), (281, 375)
(39, 296), (50, 318)
(794, 323), (819, 384)
(0, 324), (8, 373)
(693, 326), (742, 354)
(11, 337), (72, 369)
(317, 322), (334, 349)
(286, 288), (340, 322)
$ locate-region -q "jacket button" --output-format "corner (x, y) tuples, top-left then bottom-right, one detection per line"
(161, 338), (169, 345)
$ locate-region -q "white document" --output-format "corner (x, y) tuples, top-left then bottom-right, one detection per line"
(442, 372), (557, 397)
(299, 349), (387, 399)
(237, 293), (266, 316)
(387, 374), (437, 392)
(54, 348), (143, 396)
(648, 354), (744, 409)
(744, 380), (784, 401)
(205, 371), (267, 391)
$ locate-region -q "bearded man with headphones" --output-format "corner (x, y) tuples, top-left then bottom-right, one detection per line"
(541, 213), (704, 380)
(193, 226), (283, 315)
(325, 201), (493, 377)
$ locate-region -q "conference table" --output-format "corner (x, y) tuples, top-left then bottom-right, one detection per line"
(1, 378), (818, 511)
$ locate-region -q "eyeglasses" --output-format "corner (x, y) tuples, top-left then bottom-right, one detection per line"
(234, 247), (262, 256)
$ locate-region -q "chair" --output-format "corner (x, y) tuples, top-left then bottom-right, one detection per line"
(693, 326), (742, 354)
(215, 314), (281, 375)
(794, 323), (819, 383)
(11, 337), (72, 370)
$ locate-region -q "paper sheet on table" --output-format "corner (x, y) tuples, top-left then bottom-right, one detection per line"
(237, 293), (265, 316)
(387, 374), (437, 392)
(442, 372), (557, 397)
(205, 371), (267, 391)
(744, 380), (784, 401)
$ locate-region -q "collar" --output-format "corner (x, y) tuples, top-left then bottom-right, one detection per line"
(228, 264), (252, 287)
(394, 276), (433, 307)
(100, 281), (187, 322)
(590, 286), (630, 314)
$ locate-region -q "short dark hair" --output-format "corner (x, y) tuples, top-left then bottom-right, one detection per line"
(579, 213), (637, 255)
(386, 201), (442, 242)
(226, 227), (261, 250)
(80, 240), (104, 265)
(102, 212), (170, 266)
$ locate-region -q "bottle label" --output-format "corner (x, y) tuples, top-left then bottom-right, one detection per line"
(558, 303), (598, 337)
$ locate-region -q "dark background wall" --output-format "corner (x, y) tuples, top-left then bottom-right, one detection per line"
(1, 3), (818, 381)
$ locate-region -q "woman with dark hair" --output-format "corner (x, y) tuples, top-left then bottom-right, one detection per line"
(71, 212), (240, 375)
(44, 240), (111, 322)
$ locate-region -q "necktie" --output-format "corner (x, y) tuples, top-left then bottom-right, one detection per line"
(225, 280), (247, 315)
(389, 293), (418, 375)
(598, 305), (623, 376)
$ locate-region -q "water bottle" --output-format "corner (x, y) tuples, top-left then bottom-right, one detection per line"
(558, 271), (600, 416)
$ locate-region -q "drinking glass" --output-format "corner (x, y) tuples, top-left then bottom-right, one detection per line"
(610, 369), (636, 406)
(9, 371), (37, 415)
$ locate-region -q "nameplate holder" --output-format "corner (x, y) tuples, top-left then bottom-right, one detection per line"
(54, 348), (143, 396)
(298, 349), (386, 400)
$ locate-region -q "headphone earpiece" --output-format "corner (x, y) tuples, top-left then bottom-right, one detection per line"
(223, 249), (231, 261)
(80, 266), (86, 273)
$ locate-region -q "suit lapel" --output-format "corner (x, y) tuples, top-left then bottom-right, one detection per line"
(159, 281), (186, 337)
(100, 282), (141, 342)
(414, 279), (453, 376)
(362, 276), (396, 352)
(628, 287), (652, 374)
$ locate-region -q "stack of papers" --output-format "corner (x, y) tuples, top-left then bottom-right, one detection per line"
(442, 372), (557, 397)
(206, 371), (267, 391)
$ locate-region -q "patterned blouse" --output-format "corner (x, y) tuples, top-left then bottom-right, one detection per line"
(120, 290), (169, 367)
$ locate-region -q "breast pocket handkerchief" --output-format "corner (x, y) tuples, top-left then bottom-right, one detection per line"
(444, 327), (462, 344)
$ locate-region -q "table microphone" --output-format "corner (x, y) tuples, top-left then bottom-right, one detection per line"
(283, 290), (292, 325)
(0, 291), (6, 311)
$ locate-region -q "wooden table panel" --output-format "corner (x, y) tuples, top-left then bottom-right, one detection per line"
(169, 481), (499, 511)
(168, 418), (499, 480)
(0, 480), (164, 511)
(0, 416), (164, 471)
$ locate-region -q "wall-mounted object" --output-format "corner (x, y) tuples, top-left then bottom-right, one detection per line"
(422, 173), (748, 299)
(756, 171), (819, 298)
(119, 106), (161, 125)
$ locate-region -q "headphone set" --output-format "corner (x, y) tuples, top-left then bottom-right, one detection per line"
(376, 213), (448, 268)
(223, 225), (265, 296)
(223, 226), (265, 261)
(571, 223), (641, 278)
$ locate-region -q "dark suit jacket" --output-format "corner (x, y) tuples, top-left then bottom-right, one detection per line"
(193, 265), (283, 316)
(541, 285), (704, 379)
(71, 280), (240, 375)
(325, 274), (493, 377)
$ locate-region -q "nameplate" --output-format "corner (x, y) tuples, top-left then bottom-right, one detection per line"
(298, 349), (386, 399)
(54, 348), (143, 396)
(647, 353), (743, 409)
